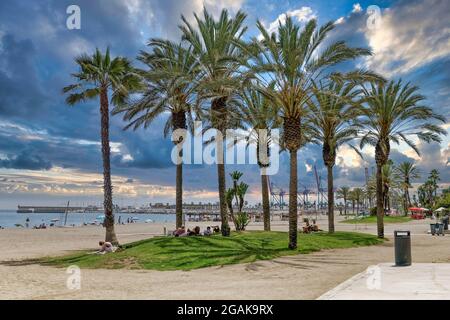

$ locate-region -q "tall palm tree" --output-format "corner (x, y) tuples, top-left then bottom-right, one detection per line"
(249, 17), (371, 248)
(180, 9), (248, 236)
(63, 48), (140, 245)
(360, 80), (446, 238)
(235, 87), (280, 231)
(336, 186), (350, 215)
(308, 79), (364, 233)
(112, 40), (199, 229)
(394, 161), (420, 215)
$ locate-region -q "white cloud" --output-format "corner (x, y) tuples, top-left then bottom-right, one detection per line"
(335, 16), (345, 25)
(364, 0), (450, 77)
(258, 7), (317, 39)
(352, 3), (362, 13)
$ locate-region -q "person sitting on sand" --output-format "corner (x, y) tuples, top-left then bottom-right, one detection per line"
(212, 226), (220, 233)
(203, 226), (212, 236)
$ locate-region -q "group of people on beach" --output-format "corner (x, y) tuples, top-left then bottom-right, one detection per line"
(172, 225), (220, 237)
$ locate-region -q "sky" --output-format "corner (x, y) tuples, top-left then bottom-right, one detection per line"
(0, 0), (449, 209)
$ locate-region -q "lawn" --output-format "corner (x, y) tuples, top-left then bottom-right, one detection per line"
(342, 216), (412, 224)
(43, 231), (383, 271)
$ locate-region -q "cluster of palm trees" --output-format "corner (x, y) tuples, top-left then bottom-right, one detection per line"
(336, 161), (422, 216)
(64, 9), (446, 247)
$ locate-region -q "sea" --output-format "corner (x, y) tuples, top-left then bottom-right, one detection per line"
(0, 209), (175, 229)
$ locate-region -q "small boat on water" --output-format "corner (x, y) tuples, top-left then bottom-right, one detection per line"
(145, 219), (153, 223)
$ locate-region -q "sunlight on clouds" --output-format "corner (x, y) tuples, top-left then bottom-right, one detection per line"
(0, 166), (221, 200)
(336, 145), (365, 168)
(364, 1), (450, 77)
(258, 7), (317, 39)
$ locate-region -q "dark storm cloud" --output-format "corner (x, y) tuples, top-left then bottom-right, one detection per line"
(0, 0), (448, 205)
(0, 151), (52, 170)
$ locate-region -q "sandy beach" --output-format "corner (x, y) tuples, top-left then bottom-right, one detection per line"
(1, 215), (449, 299)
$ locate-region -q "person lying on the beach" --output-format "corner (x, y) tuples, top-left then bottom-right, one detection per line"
(95, 241), (116, 254)
(187, 226), (201, 236)
(173, 226), (186, 237)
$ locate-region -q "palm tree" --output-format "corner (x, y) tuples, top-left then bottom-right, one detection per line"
(336, 186), (350, 215)
(112, 40), (199, 229)
(308, 79), (364, 233)
(63, 48), (140, 245)
(235, 87), (280, 231)
(360, 80), (446, 238)
(351, 187), (364, 214)
(247, 17), (371, 248)
(394, 161), (420, 215)
(180, 9), (248, 236)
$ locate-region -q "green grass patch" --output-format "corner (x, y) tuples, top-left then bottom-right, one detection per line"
(342, 216), (412, 224)
(42, 231), (382, 271)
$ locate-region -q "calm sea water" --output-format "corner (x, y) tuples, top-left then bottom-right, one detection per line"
(0, 210), (175, 228)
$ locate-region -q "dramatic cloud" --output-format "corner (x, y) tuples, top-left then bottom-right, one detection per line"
(364, 0), (450, 77)
(0, 0), (448, 208)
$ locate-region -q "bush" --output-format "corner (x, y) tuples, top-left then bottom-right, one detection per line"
(235, 212), (250, 231)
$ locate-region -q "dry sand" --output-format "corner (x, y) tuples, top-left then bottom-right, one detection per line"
(1, 215), (449, 299)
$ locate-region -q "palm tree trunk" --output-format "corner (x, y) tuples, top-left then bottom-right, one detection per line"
(327, 165), (334, 233)
(261, 172), (270, 231)
(344, 197), (347, 215)
(100, 87), (118, 245)
(217, 137), (230, 236)
(376, 164), (384, 238)
(288, 150), (298, 249)
(175, 162), (183, 228)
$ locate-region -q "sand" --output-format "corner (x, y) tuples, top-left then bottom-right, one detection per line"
(1, 215), (449, 299)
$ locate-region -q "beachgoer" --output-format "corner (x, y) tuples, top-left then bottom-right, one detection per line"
(213, 226), (220, 233)
(203, 226), (212, 236)
(98, 241), (114, 254)
(188, 226), (201, 236)
(173, 226), (186, 237)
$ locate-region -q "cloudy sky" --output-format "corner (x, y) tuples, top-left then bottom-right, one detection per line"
(0, 0), (448, 209)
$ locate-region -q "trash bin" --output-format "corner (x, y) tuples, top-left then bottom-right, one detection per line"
(394, 230), (411, 266)
(430, 223), (436, 235)
(436, 223), (444, 236)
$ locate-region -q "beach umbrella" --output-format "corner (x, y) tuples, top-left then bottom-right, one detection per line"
(435, 207), (447, 212)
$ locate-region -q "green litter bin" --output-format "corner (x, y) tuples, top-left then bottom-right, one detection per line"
(394, 230), (411, 266)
